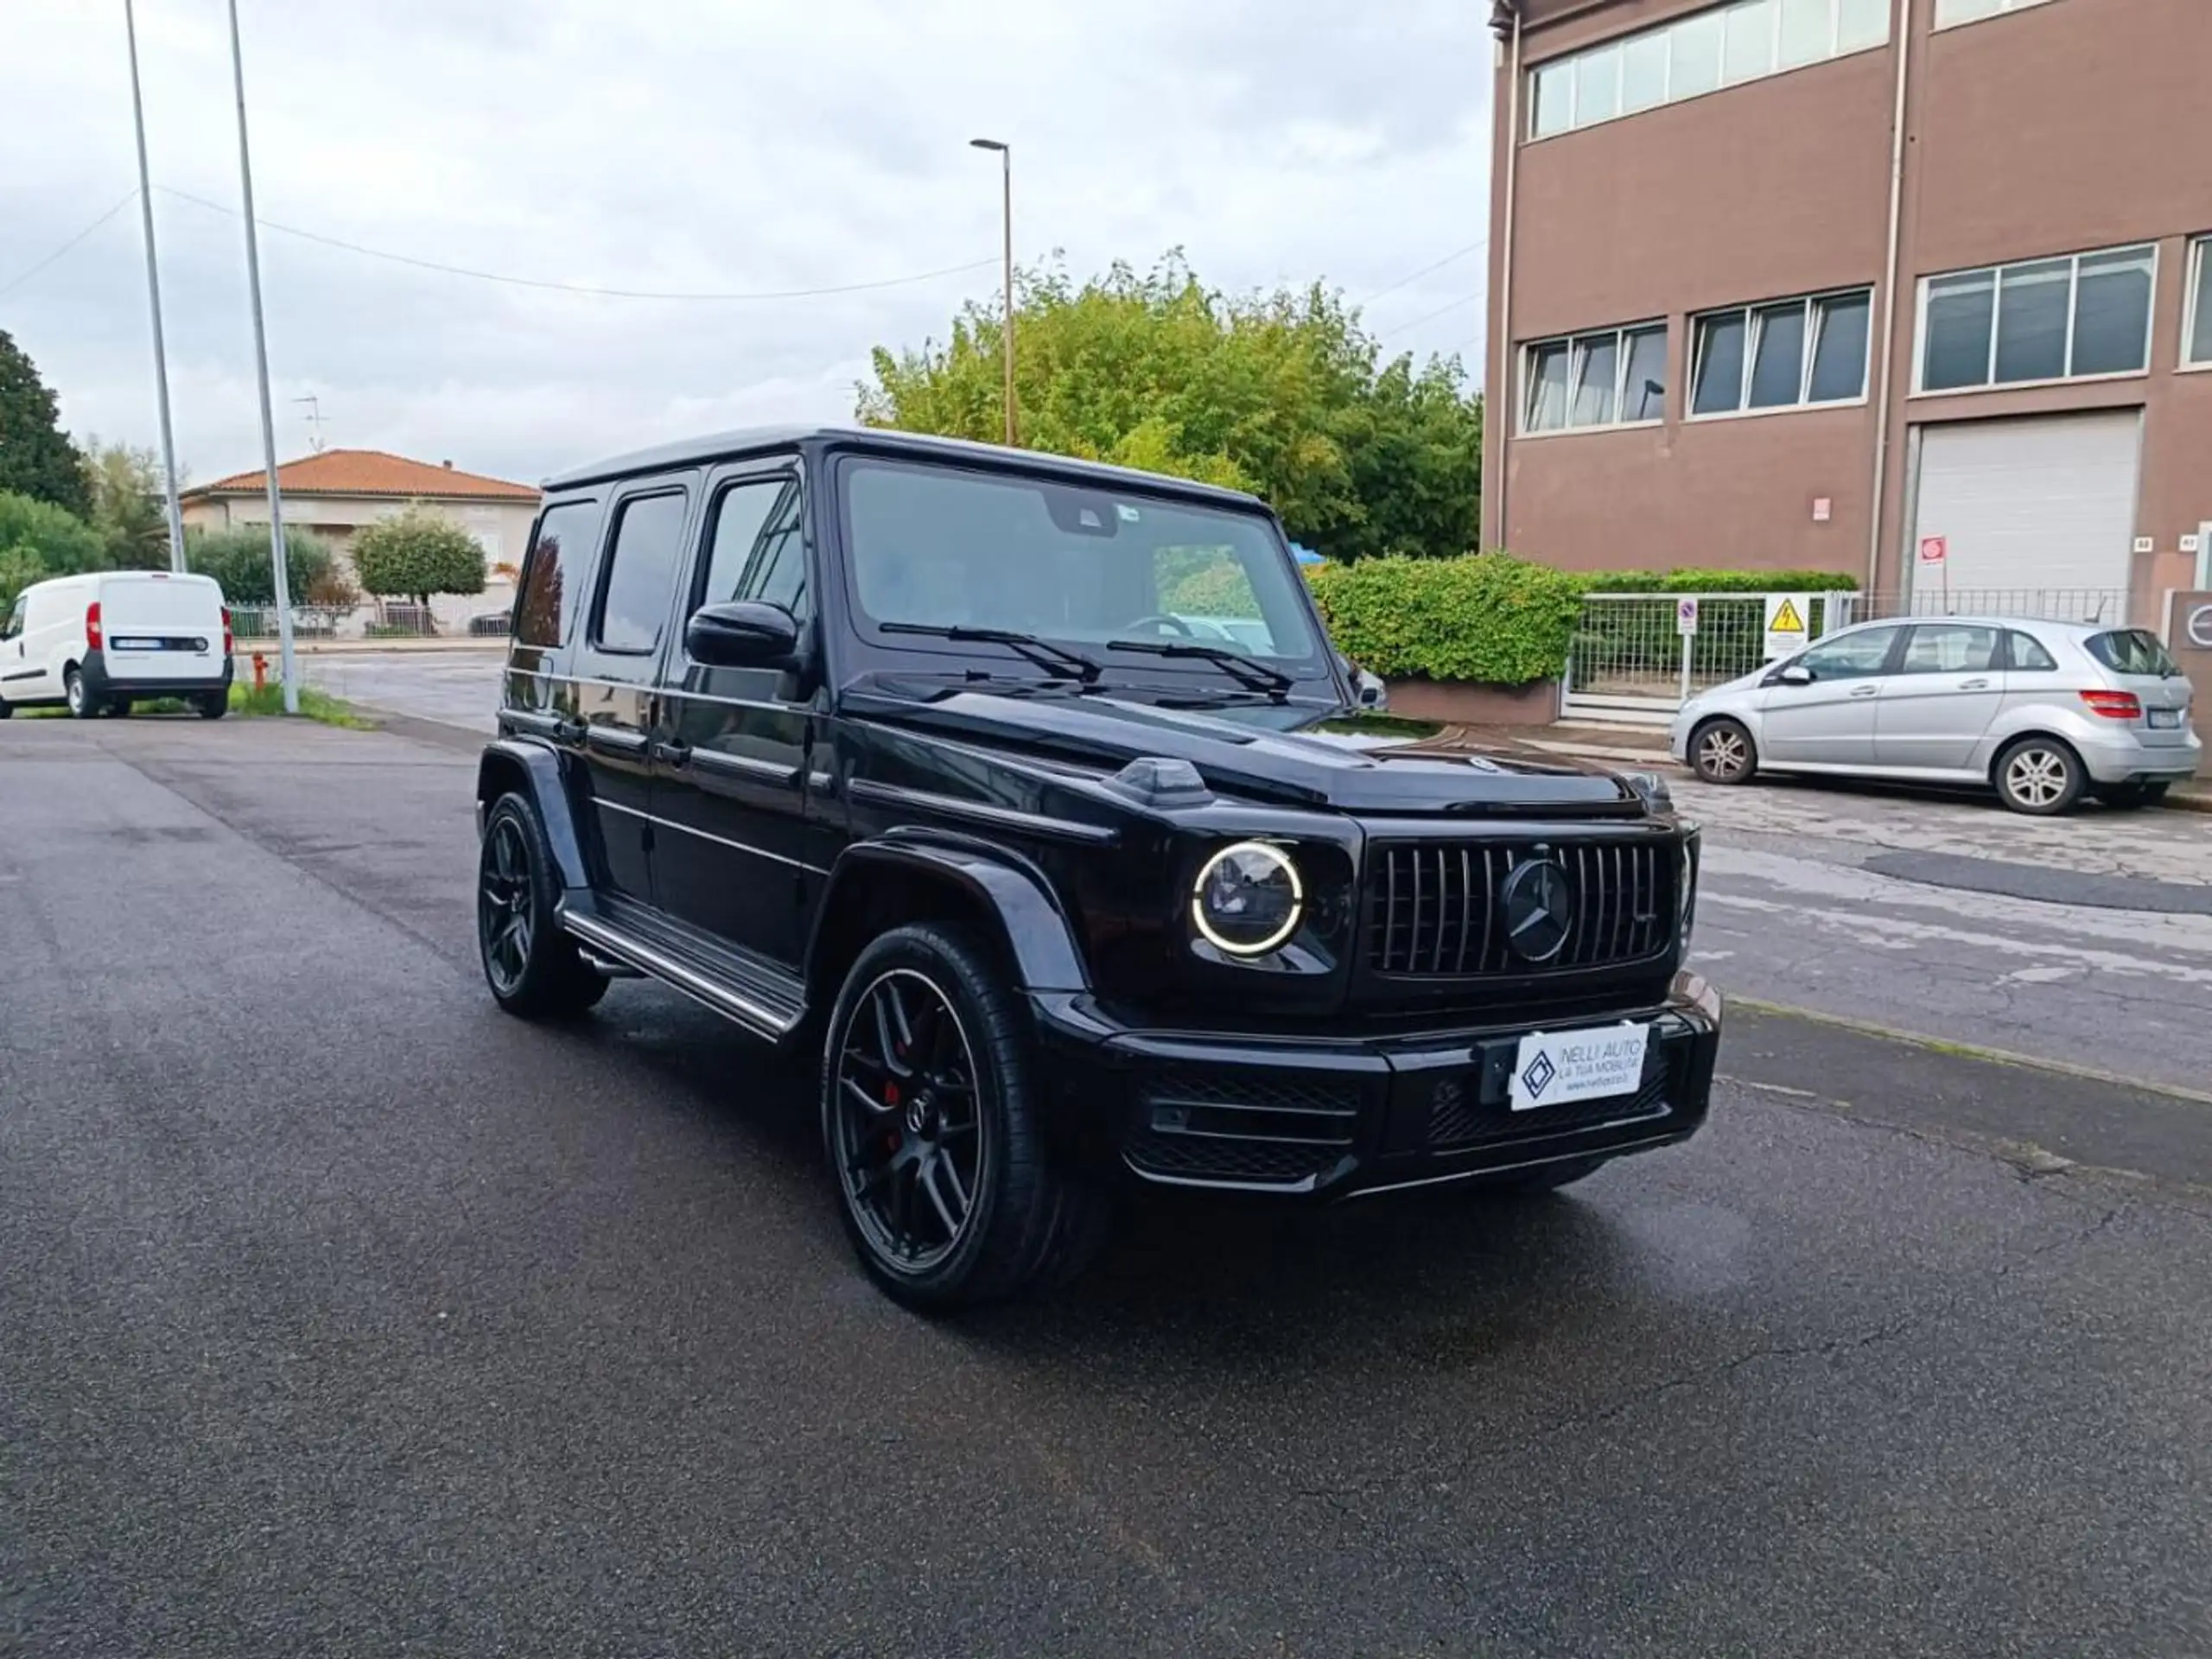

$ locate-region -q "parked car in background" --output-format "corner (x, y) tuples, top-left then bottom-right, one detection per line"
(1672, 617), (2198, 815)
(0, 571), (233, 721)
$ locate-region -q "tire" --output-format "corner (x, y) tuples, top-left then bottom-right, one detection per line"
(64, 667), (99, 721)
(821, 922), (1109, 1311)
(1690, 717), (1758, 785)
(196, 692), (229, 721)
(0, 697), (12, 720)
(476, 791), (608, 1019)
(2095, 782), (2167, 810)
(1994, 736), (2083, 816)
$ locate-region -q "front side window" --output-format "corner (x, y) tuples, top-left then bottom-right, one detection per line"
(841, 461), (1323, 671)
(1693, 289), (1871, 415)
(2188, 237), (2212, 367)
(3, 596), (24, 640)
(514, 499), (603, 648)
(1524, 323), (1668, 432)
(699, 476), (809, 621)
(593, 490), (690, 654)
(1797, 625), (1899, 679)
(1918, 245), (2156, 392)
(1900, 624), (2001, 674)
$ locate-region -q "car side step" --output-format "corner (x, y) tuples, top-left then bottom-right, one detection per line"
(558, 899), (806, 1041)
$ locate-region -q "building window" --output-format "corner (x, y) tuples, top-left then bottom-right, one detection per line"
(1526, 0), (1889, 139)
(1916, 245), (2155, 393)
(2186, 237), (2212, 368)
(1933, 0), (2061, 27)
(1522, 324), (1668, 433)
(1689, 289), (1872, 416)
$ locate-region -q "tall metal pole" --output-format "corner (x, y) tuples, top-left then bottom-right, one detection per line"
(970, 138), (1016, 447)
(124, 0), (187, 574)
(225, 0), (296, 712)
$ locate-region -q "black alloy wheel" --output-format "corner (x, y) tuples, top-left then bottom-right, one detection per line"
(831, 967), (986, 1277)
(476, 791), (607, 1018)
(822, 923), (1109, 1310)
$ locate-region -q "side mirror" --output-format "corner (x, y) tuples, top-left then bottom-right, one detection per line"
(686, 600), (801, 669)
(1777, 664), (1815, 686)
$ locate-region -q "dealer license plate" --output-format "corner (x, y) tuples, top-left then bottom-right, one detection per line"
(1510, 1022), (1651, 1111)
(2148, 707), (2182, 729)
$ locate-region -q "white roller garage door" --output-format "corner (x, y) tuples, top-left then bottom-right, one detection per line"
(1910, 410), (2140, 617)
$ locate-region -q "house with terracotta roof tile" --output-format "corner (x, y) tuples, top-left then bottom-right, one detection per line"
(181, 449), (541, 631)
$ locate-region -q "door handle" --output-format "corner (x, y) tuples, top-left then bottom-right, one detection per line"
(655, 741), (692, 768)
(1958, 678), (1991, 690)
(1849, 684), (1879, 697)
(554, 717), (587, 744)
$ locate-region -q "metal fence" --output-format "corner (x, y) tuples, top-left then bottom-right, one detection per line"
(1835, 588), (2133, 627)
(229, 603), (512, 642)
(1560, 592), (1851, 725)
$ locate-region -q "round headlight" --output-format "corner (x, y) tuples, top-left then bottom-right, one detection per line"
(1191, 842), (1304, 957)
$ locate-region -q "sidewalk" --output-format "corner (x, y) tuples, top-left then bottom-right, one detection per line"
(1510, 720), (2212, 815)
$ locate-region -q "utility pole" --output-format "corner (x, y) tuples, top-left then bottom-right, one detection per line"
(225, 0), (297, 712)
(124, 0), (188, 573)
(969, 138), (1016, 447)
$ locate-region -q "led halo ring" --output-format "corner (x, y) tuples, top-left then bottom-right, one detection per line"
(1189, 840), (1305, 957)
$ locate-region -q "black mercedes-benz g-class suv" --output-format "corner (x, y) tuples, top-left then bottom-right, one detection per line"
(475, 427), (1720, 1307)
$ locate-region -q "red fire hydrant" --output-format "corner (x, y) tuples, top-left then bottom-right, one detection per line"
(252, 652), (269, 692)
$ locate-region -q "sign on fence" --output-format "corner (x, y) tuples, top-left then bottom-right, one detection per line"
(1676, 597), (1699, 637)
(1762, 594), (1808, 660)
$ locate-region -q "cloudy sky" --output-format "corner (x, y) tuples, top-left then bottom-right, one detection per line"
(2, 0), (1493, 489)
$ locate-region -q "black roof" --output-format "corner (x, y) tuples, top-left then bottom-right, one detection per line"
(541, 424), (1267, 510)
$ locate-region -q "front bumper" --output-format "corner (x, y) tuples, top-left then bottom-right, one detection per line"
(1033, 973), (1723, 1198)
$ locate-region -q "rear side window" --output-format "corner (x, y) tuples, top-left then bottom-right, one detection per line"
(593, 492), (690, 654)
(2006, 632), (2058, 671)
(515, 499), (604, 648)
(2086, 628), (2178, 677)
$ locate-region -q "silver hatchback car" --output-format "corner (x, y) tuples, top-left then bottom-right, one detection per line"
(1669, 617), (2200, 815)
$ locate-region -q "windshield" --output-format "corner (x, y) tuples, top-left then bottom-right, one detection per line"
(840, 458), (1325, 677)
(2086, 628), (2180, 678)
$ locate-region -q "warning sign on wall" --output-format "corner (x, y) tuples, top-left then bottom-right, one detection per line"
(1763, 594), (1808, 661)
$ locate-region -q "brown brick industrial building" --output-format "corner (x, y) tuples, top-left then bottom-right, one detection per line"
(1482, 0), (2212, 624)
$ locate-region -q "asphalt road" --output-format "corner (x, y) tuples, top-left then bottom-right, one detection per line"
(302, 648), (2212, 1092)
(5, 715), (2211, 1657)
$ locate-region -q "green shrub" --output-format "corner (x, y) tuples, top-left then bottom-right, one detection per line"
(185, 524), (337, 607)
(1306, 554), (1860, 686)
(353, 505), (486, 607)
(0, 492), (104, 595)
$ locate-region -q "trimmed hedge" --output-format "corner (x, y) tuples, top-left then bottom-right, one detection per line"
(1306, 554), (1857, 686)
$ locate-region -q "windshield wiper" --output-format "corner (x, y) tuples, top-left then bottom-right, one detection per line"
(1103, 638), (1296, 700)
(880, 622), (1103, 683)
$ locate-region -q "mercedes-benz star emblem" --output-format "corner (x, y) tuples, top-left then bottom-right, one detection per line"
(1500, 855), (1574, 963)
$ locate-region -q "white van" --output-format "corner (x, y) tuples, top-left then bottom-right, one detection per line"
(0, 571), (233, 720)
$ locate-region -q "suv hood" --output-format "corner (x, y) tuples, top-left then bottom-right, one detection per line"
(850, 685), (1645, 815)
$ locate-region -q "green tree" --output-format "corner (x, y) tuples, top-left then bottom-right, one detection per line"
(0, 490), (105, 594)
(858, 253), (1484, 562)
(351, 505), (486, 611)
(184, 524), (336, 607)
(79, 437), (173, 570)
(0, 331), (92, 518)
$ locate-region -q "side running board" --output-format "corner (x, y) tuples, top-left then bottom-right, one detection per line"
(558, 903), (805, 1042)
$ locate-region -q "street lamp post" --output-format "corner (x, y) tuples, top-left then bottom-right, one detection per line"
(969, 138), (1015, 447)
(224, 0), (298, 713)
(123, 0), (188, 574)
